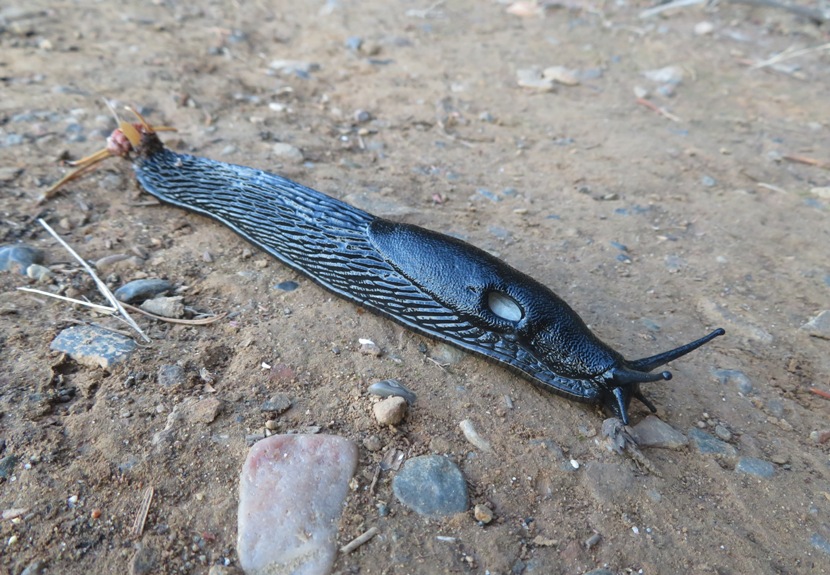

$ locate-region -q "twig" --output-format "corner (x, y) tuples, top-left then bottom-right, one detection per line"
(809, 387), (830, 400)
(757, 182), (788, 193)
(18, 287), (225, 326)
(340, 526), (379, 554)
(751, 42), (830, 70)
(728, 0), (828, 25)
(782, 154), (830, 170)
(38, 219), (150, 342)
(131, 486), (154, 539)
(639, 0), (706, 19)
(636, 98), (683, 122)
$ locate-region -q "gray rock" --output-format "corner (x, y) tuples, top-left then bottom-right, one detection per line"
(130, 544), (157, 575)
(631, 415), (688, 449)
(0, 244), (44, 274)
(26, 263), (53, 282)
(19, 561), (43, 575)
(0, 455), (18, 479)
(688, 428), (737, 457)
(393, 455), (468, 517)
(735, 457), (775, 478)
(114, 279), (173, 303)
(260, 393), (291, 414)
(581, 461), (635, 506)
(157, 364), (185, 387)
(801, 310), (830, 339)
(50, 325), (137, 369)
(714, 369), (753, 394)
(272, 142), (304, 163)
(273, 280), (299, 291)
(582, 570), (616, 575)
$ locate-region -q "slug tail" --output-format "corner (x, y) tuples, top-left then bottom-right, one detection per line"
(626, 328), (725, 372)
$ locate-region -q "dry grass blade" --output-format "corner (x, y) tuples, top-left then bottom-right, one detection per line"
(751, 42), (830, 69)
(16, 287), (117, 314)
(37, 218), (150, 342)
(131, 486), (154, 538)
(121, 302), (227, 325)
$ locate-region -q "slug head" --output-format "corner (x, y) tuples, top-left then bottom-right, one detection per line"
(598, 328), (725, 425)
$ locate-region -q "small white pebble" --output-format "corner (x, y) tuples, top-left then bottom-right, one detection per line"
(261, 362), (271, 370)
(570, 459), (580, 469)
(632, 526), (640, 535)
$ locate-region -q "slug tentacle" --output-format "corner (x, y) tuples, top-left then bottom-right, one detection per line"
(50, 120), (725, 425)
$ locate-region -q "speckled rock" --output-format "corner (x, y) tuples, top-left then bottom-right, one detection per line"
(238, 434), (358, 575)
(735, 456), (775, 478)
(50, 324), (137, 369)
(393, 455), (468, 517)
(688, 428), (737, 457)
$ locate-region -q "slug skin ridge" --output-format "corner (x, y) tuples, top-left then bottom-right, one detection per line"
(122, 128), (722, 424)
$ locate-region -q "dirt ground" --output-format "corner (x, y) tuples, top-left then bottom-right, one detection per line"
(1, 1), (829, 574)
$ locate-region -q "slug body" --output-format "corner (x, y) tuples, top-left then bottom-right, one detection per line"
(119, 128), (723, 423)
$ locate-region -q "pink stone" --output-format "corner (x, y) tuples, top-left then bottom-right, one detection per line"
(238, 435), (358, 575)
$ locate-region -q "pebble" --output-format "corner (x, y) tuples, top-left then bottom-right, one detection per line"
(268, 59), (320, 76)
(430, 343), (466, 365)
(19, 562), (43, 575)
(714, 424), (732, 441)
(260, 393), (292, 414)
(474, 504), (494, 524)
(516, 68), (555, 92)
(363, 435), (382, 452)
(140, 295), (184, 318)
(735, 456), (775, 478)
(688, 428), (737, 457)
(713, 368), (753, 394)
(0, 167), (23, 182)
(359, 339), (382, 356)
(114, 279), (173, 303)
(694, 21), (715, 35)
(583, 570), (615, 575)
(630, 415), (688, 449)
(26, 263), (53, 282)
(368, 379), (417, 405)
(0, 244), (44, 275)
(95, 254), (142, 272)
(392, 455), (468, 517)
(701, 175), (717, 187)
(272, 142), (304, 163)
(50, 325), (137, 369)
(274, 280), (299, 291)
(810, 430), (830, 444)
(542, 66), (580, 86)
(643, 65), (684, 85)
(459, 419), (492, 452)
(237, 434), (358, 575)
(373, 396), (408, 425)
(157, 364), (186, 387)
(801, 310), (830, 339)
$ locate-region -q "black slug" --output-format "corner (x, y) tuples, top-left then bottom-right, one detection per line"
(52, 114), (724, 424)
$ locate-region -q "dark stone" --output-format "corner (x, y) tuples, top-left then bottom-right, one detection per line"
(114, 279), (173, 303)
(50, 325), (137, 369)
(392, 455), (468, 517)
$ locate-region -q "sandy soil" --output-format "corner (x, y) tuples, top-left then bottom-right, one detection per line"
(1, 1), (829, 574)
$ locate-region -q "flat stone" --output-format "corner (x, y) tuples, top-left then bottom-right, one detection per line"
(801, 310), (830, 339)
(0, 455), (18, 480)
(238, 434), (358, 575)
(393, 455), (468, 517)
(187, 398), (223, 424)
(688, 428), (737, 457)
(272, 142), (304, 163)
(114, 279), (173, 303)
(50, 325), (137, 369)
(735, 456), (775, 478)
(631, 415), (688, 449)
(812, 533), (830, 556)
